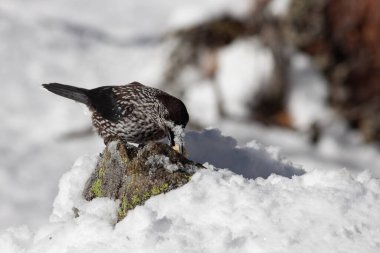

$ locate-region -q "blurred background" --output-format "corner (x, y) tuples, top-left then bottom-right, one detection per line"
(1, 0), (380, 229)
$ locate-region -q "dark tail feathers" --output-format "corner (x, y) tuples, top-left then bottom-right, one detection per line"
(42, 83), (89, 105)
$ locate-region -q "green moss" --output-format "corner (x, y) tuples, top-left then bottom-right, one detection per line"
(91, 178), (103, 197)
(90, 167), (106, 198)
(151, 186), (161, 196)
(151, 182), (169, 196)
(131, 195), (140, 206)
(118, 195), (128, 219)
(98, 167), (105, 177)
(162, 183), (169, 190)
(142, 191), (151, 200)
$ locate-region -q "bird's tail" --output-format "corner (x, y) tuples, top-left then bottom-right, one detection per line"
(42, 83), (89, 105)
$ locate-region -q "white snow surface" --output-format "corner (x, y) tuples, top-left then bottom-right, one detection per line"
(0, 0), (252, 229)
(2, 1), (380, 249)
(288, 53), (332, 130)
(216, 38), (274, 118)
(1, 130), (380, 253)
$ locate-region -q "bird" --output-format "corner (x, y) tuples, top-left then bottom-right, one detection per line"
(42, 82), (189, 154)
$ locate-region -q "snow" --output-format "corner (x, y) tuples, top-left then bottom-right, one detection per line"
(146, 154), (197, 173)
(0, 0), (252, 229)
(167, 0), (252, 30)
(2, 0), (380, 251)
(184, 80), (220, 126)
(49, 154), (99, 223)
(172, 125), (186, 149)
(268, 0), (292, 17)
(1, 0), (252, 39)
(288, 53), (332, 130)
(217, 38), (274, 118)
(1, 131), (380, 252)
(219, 120), (380, 178)
(186, 129), (304, 179)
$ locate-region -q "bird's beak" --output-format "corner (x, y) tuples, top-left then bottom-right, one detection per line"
(172, 143), (185, 155)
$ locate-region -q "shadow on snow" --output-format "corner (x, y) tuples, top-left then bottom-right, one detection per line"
(186, 129), (304, 180)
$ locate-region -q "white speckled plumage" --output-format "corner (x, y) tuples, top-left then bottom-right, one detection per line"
(43, 82), (189, 152)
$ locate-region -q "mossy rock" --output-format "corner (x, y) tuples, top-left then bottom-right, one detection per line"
(83, 141), (202, 221)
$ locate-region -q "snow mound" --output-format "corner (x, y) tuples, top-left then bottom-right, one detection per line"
(1, 130), (380, 253)
(186, 129), (304, 179)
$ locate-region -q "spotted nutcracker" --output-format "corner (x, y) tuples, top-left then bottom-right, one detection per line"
(42, 82), (189, 153)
